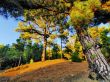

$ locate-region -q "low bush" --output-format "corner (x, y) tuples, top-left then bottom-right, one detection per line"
(71, 52), (82, 62)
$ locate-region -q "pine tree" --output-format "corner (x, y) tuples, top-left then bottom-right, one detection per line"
(16, 15), (57, 61)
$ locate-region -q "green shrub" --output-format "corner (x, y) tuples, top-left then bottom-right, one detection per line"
(71, 52), (82, 62)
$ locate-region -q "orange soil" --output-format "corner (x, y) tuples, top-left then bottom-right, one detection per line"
(18, 61), (88, 82)
(0, 59), (67, 77)
(0, 59), (88, 82)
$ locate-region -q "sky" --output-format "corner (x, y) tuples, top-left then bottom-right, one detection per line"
(0, 16), (20, 45)
(98, 23), (110, 28)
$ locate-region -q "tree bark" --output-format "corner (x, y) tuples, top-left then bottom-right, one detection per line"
(18, 56), (22, 66)
(41, 36), (47, 61)
(61, 37), (63, 59)
(75, 26), (110, 81)
(41, 28), (47, 61)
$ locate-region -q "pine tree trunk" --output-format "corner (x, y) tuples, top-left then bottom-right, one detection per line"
(41, 36), (47, 61)
(61, 37), (63, 59)
(75, 26), (110, 81)
(41, 28), (47, 62)
(18, 56), (21, 66)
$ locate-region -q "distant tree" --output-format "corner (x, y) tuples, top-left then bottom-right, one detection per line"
(0, 44), (8, 69)
(64, 35), (85, 61)
(12, 38), (26, 65)
(0, 44), (22, 69)
(52, 44), (61, 59)
(58, 28), (69, 59)
(31, 43), (43, 61)
(100, 29), (110, 61)
(12, 38), (26, 51)
(88, 27), (106, 42)
(6, 47), (21, 67)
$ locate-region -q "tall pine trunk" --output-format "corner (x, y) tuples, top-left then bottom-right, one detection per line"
(75, 26), (110, 81)
(61, 37), (63, 59)
(41, 28), (47, 61)
(18, 55), (22, 66)
(41, 36), (47, 61)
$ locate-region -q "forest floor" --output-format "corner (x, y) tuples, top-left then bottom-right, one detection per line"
(0, 59), (98, 82)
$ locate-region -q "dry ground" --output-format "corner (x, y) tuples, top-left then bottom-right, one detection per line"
(0, 59), (96, 82)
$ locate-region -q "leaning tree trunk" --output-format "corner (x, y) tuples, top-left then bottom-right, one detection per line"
(75, 26), (110, 81)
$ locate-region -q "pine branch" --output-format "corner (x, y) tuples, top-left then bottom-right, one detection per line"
(29, 23), (50, 38)
(17, 0), (69, 15)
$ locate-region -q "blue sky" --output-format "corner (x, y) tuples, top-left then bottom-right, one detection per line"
(0, 16), (20, 45)
(98, 23), (110, 28)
